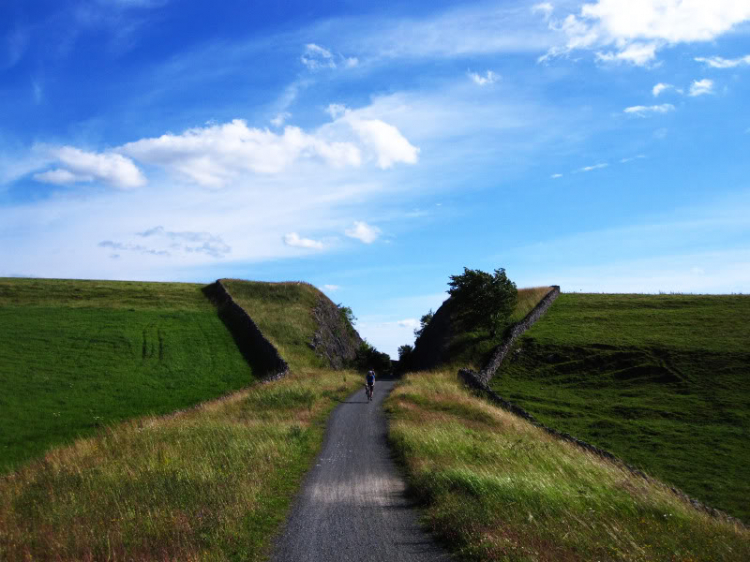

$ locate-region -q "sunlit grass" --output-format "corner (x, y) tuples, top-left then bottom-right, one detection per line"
(0, 277), (255, 473)
(0, 368), (359, 561)
(387, 371), (749, 562)
(222, 280), (329, 371)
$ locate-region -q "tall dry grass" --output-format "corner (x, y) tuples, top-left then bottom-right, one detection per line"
(387, 370), (749, 561)
(0, 369), (358, 561)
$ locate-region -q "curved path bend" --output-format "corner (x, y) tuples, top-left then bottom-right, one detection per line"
(270, 377), (452, 562)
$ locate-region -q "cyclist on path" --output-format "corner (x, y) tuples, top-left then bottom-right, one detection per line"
(366, 369), (376, 401)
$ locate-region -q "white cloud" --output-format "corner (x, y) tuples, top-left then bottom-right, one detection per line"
(335, 110), (420, 169)
(137, 226), (231, 258)
(283, 232), (325, 250)
(624, 104), (676, 116)
(301, 43), (336, 70)
(343, 57), (359, 68)
(689, 78), (714, 97)
(345, 221), (381, 244)
(540, 1), (750, 66)
(270, 112), (291, 127)
(33, 146), (146, 189)
(322, 284), (341, 292)
(652, 83), (672, 97)
(551, 173), (563, 179)
(397, 318), (420, 329)
(620, 154), (646, 164)
(121, 119), (362, 187)
(468, 70), (499, 86)
(532, 3), (554, 19)
(695, 55), (750, 68)
(579, 163), (608, 172)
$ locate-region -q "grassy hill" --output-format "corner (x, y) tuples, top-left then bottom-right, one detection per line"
(490, 293), (750, 522)
(220, 279), (351, 371)
(0, 277), (255, 473)
(387, 370), (749, 562)
(0, 277), (362, 561)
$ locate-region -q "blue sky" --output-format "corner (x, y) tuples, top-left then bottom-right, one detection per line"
(2, 0), (749, 357)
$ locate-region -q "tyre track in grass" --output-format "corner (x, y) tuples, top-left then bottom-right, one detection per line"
(270, 377), (452, 562)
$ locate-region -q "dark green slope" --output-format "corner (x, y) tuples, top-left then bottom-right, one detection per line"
(490, 293), (750, 522)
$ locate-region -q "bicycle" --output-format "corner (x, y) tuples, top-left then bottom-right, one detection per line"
(365, 384), (373, 402)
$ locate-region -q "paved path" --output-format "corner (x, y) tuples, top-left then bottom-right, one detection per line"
(270, 377), (452, 562)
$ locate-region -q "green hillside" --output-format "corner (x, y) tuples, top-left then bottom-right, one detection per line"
(0, 277), (363, 561)
(0, 277), (255, 473)
(490, 293), (750, 522)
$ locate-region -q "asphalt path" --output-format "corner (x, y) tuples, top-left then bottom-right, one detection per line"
(270, 377), (452, 562)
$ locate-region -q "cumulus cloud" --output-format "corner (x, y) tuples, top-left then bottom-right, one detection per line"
(689, 78), (714, 97)
(652, 83), (672, 97)
(121, 119), (362, 187)
(33, 146), (146, 189)
(695, 55), (750, 68)
(328, 106), (419, 169)
(345, 221), (381, 244)
(624, 104), (676, 116)
(283, 232), (325, 250)
(539, 1), (750, 66)
(468, 70), (500, 86)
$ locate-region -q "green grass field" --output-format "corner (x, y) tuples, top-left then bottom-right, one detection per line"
(387, 370), (749, 562)
(0, 277), (255, 473)
(490, 293), (750, 522)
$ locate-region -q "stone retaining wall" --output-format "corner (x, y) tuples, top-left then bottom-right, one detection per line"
(468, 285), (560, 385)
(203, 279), (289, 382)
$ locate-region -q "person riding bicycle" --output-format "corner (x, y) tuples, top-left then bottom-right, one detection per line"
(365, 369), (376, 400)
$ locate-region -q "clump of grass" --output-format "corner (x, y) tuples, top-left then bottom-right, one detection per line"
(0, 368), (359, 561)
(387, 370), (749, 562)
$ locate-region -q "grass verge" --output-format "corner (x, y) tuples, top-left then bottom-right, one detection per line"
(387, 370), (750, 562)
(0, 278), (255, 473)
(491, 293), (750, 522)
(0, 368), (359, 561)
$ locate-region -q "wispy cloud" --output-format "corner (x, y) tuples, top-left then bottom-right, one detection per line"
(300, 43), (358, 71)
(695, 55), (750, 68)
(578, 163), (608, 173)
(689, 78), (714, 97)
(345, 221), (381, 244)
(551, 173), (563, 179)
(620, 155), (646, 164)
(138, 226), (231, 258)
(283, 232), (325, 250)
(321, 284), (341, 292)
(624, 104), (676, 117)
(467, 70), (499, 86)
